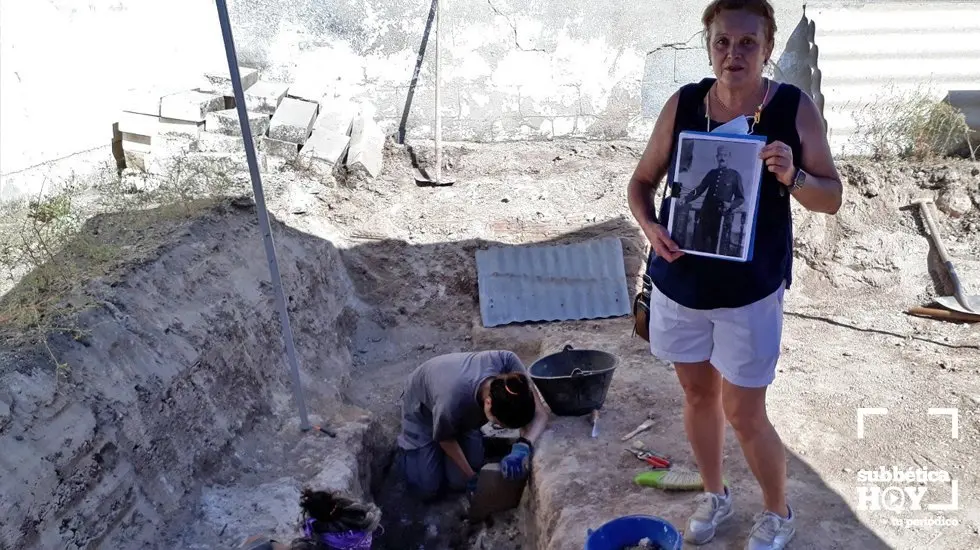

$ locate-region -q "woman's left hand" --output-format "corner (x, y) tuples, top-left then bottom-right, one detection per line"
(760, 141), (796, 187)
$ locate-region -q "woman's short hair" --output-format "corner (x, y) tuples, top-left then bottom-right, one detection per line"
(701, 0), (777, 44)
(488, 373), (536, 428)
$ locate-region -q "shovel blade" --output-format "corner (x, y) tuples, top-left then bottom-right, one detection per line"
(935, 295), (980, 314)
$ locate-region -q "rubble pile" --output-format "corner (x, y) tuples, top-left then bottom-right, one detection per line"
(112, 66), (386, 182)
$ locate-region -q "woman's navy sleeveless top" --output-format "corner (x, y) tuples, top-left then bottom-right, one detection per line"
(647, 77), (804, 310)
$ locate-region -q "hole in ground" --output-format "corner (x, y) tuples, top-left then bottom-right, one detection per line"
(0, 200), (639, 549)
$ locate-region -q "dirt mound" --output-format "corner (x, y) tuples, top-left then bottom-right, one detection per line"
(0, 200), (366, 549)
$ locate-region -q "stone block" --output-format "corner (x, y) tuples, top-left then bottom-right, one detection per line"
(121, 87), (180, 116)
(262, 137), (300, 159)
(268, 97), (318, 144)
(118, 111), (160, 137)
(199, 66), (260, 96)
(124, 150), (147, 171)
(299, 132), (350, 175)
(346, 110), (385, 179)
(158, 118), (204, 139)
(122, 133), (152, 154)
(199, 131), (260, 155)
(160, 91), (225, 122)
(314, 100), (358, 136)
(146, 151), (264, 178)
(205, 108), (271, 138)
(244, 81), (290, 115)
(155, 132), (198, 156)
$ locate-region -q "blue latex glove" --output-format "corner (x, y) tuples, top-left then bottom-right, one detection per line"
(500, 442), (532, 480)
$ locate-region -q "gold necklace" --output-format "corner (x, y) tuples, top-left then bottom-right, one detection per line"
(706, 77), (770, 133)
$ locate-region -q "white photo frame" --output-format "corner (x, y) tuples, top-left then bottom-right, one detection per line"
(667, 131), (767, 262)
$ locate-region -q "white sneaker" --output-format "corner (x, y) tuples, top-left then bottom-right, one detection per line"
(684, 486), (734, 545)
(745, 505), (796, 550)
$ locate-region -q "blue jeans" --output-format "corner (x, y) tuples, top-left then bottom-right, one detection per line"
(399, 430), (485, 501)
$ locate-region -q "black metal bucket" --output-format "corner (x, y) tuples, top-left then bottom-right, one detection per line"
(528, 345), (618, 416)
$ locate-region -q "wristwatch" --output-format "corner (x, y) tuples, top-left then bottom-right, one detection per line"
(790, 168), (807, 192)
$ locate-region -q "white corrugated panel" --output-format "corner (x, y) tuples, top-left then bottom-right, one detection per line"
(475, 237), (631, 328)
(809, 0), (980, 155)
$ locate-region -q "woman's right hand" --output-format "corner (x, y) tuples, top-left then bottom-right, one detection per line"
(644, 223), (684, 263)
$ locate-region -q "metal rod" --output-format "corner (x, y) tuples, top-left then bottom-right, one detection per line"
(214, 0), (311, 432)
(434, 0), (442, 185)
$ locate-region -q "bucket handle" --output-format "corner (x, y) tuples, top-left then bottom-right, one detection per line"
(563, 344), (574, 352)
(570, 368), (593, 377)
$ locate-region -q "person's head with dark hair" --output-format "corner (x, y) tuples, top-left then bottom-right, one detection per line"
(483, 372), (536, 429)
(700, 0), (777, 88)
(291, 488), (381, 549)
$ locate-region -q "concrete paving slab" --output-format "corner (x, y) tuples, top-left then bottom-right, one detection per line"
(244, 81), (290, 115)
(118, 112), (160, 137)
(346, 109), (385, 178)
(199, 66), (260, 96)
(158, 118), (204, 139)
(261, 137), (300, 160)
(160, 91), (226, 123)
(205, 109), (271, 138)
(268, 97), (318, 144)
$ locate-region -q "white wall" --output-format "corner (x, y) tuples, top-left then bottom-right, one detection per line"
(2, 0), (977, 201)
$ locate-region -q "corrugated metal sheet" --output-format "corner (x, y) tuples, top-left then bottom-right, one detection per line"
(809, 1), (980, 155)
(476, 237), (631, 328)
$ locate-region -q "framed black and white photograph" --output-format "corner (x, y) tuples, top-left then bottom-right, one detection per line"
(667, 131), (767, 262)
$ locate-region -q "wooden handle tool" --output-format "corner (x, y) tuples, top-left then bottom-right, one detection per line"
(907, 307), (980, 323)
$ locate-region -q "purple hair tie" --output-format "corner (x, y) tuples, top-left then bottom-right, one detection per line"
(303, 518), (379, 550)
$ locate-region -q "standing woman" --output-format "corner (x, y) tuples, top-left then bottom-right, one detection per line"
(627, 1), (842, 549)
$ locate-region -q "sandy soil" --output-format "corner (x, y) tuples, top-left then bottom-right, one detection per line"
(1, 138), (979, 550)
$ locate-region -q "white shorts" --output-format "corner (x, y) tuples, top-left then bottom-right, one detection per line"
(647, 281), (785, 388)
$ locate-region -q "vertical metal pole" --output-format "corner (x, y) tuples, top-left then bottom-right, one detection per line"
(434, 0), (442, 185)
(214, 0), (311, 432)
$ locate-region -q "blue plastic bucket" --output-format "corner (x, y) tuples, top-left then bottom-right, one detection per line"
(584, 515), (682, 550)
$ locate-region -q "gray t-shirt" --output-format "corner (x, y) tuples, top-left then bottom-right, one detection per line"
(396, 350), (526, 450)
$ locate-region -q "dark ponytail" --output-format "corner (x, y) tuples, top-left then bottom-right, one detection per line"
(488, 373), (535, 429)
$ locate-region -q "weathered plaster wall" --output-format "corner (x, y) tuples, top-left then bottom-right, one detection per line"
(0, 0), (807, 200)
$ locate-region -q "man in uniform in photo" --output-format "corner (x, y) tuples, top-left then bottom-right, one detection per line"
(683, 144), (745, 254)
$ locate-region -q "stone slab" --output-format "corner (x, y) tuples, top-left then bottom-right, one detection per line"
(124, 150), (147, 171)
(160, 91), (225, 123)
(118, 111), (160, 137)
(121, 87), (179, 116)
(146, 151), (265, 178)
(155, 132), (199, 156)
(199, 66), (260, 96)
(158, 118), (204, 139)
(244, 81), (290, 115)
(268, 97), (319, 144)
(121, 133), (152, 154)
(205, 109), (271, 138)
(346, 110), (385, 178)
(262, 137), (300, 160)
(468, 463), (526, 521)
(313, 100), (358, 136)
(303, 132), (350, 165)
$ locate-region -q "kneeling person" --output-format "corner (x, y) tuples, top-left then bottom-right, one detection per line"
(397, 350), (549, 501)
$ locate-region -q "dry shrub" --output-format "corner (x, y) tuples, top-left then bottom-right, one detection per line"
(852, 85), (973, 161)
